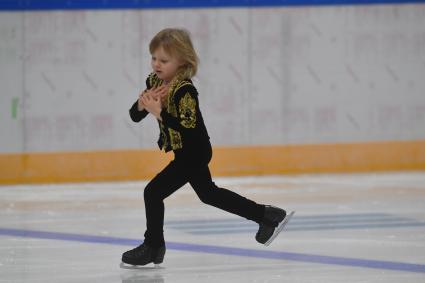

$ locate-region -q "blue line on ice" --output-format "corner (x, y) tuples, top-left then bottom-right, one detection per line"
(1, 227), (424, 273)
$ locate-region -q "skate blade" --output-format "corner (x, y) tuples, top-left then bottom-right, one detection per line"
(120, 262), (163, 270)
(264, 210), (295, 246)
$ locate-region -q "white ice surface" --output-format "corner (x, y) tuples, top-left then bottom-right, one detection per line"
(1, 172), (425, 282)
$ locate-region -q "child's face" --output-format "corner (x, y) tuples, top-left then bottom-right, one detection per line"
(151, 46), (181, 84)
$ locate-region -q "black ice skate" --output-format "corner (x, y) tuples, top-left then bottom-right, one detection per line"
(256, 205), (295, 246)
(121, 243), (166, 268)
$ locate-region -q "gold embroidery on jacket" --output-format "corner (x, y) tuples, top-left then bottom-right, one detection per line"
(168, 128), (182, 149)
(179, 93), (197, 128)
(151, 75), (195, 151)
(163, 80), (193, 150)
(166, 80), (192, 115)
(148, 73), (163, 89)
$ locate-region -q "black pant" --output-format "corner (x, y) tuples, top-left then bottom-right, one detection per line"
(143, 158), (265, 247)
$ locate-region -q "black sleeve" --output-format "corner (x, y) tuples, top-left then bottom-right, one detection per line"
(129, 101), (149, 122)
(160, 84), (198, 132)
(128, 74), (153, 122)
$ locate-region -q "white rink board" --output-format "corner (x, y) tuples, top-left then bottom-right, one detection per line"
(1, 5), (425, 153)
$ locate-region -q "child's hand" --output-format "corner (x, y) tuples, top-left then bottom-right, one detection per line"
(138, 85), (168, 111)
(137, 90), (148, 111)
(141, 89), (163, 120)
(149, 85), (168, 104)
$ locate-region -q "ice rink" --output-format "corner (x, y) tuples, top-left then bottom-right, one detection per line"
(1, 172), (425, 283)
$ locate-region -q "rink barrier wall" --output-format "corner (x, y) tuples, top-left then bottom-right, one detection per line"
(1, 0), (424, 11)
(1, 140), (424, 184)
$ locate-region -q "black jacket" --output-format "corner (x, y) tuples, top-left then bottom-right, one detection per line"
(129, 73), (212, 165)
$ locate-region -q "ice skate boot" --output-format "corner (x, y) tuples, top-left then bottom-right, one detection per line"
(256, 205), (295, 246)
(121, 243), (165, 268)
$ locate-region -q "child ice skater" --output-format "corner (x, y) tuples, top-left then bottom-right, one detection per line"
(122, 28), (293, 267)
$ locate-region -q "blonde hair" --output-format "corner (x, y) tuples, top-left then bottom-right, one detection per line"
(149, 28), (199, 80)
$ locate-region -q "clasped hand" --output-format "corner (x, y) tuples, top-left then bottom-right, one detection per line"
(138, 85), (168, 120)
